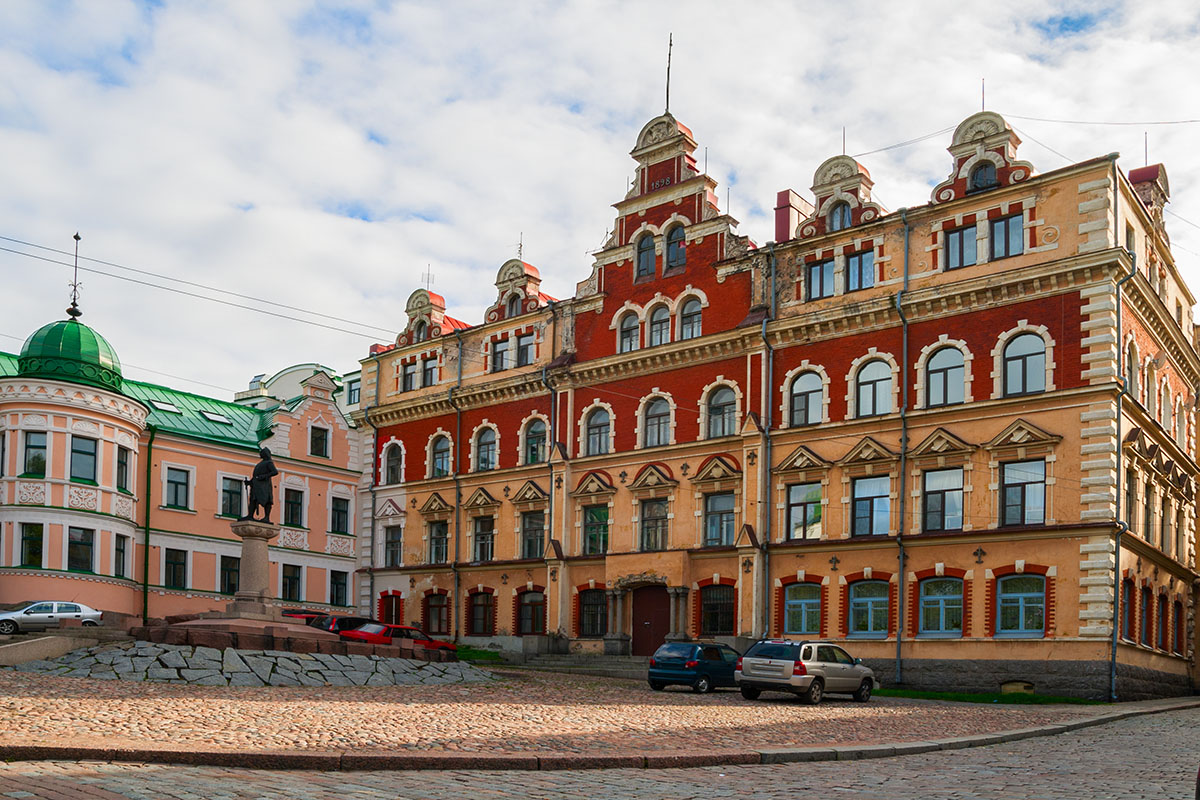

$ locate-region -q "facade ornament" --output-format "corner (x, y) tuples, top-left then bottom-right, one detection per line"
(828, 555), (840, 571)
(973, 547), (987, 564)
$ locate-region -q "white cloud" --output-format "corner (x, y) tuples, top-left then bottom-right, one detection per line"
(0, 0), (1197, 396)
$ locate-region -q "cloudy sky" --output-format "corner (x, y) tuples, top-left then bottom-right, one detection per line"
(2, 1), (1198, 399)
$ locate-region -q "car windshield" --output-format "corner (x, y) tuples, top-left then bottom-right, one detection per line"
(652, 643), (695, 659)
(355, 623), (385, 634)
(745, 642), (798, 660)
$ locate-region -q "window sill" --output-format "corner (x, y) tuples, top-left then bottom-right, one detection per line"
(328, 531), (351, 537)
(846, 633), (888, 639)
(160, 505), (196, 514)
(18, 473), (46, 480)
(70, 478), (99, 487)
(993, 632), (1045, 639)
(117, 488), (134, 496)
(915, 632), (963, 639)
(281, 524), (309, 531)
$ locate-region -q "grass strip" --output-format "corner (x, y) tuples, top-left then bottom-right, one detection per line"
(875, 688), (1107, 705)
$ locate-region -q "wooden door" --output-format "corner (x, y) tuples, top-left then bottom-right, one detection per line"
(631, 586), (670, 656)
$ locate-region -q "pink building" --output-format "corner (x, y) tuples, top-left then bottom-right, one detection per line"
(0, 314), (359, 621)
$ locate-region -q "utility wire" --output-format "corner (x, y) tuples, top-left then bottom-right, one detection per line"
(1004, 113), (1200, 127)
(0, 234), (396, 336)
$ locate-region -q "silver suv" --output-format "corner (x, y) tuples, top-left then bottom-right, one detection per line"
(735, 639), (875, 704)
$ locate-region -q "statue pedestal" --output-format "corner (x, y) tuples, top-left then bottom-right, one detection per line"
(228, 520), (282, 620)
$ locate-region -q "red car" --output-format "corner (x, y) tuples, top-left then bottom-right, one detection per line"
(339, 623), (457, 652)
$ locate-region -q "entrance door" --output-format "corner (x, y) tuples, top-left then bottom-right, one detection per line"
(631, 586), (670, 656)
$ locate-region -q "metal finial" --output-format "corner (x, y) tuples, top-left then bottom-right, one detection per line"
(421, 265), (435, 290)
(665, 33), (673, 114)
(66, 232), (82, 318)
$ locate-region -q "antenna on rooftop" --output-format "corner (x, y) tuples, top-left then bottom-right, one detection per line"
(665, 33), (673, 114)
(703, 146), (708, 176)
(1144, 131), (1148, 166)
(981, 78), (985, 111)
(421, 265), (435, 290)
(516, 231), (524, 261)
(842, 127), (846, 156)
(66, 232), (82, 319)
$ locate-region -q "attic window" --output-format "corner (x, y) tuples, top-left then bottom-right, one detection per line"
(828, 202), (851, 232)
(968, 162), (998, 193)
(507, 295), (521, 318)
(200, 411), (233, 425)
(149, 400), (181, 414)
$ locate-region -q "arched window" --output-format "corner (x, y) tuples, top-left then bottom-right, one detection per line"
(1173, 600), (1184, 654)
(1145, 365), (1156, 417)
(430, 435), (451, 478)
(848, 581), (889, 637)
(413, 320), (428, 343)
(1125, 343), (1138, 397)
(784, 583), (820, 635)
(475, 428), (496, 471)
(384, 444), (403, 485)
(524, 419), (546, 465)
(506, 294), (521, 318)
(1002, 334), (1046, 397)
(618, 312), (640, 353)
(789, 372), (823, 426)
(856, 360), (892, 417)
(1157, 594), (1168, 650)
(518, 590), (546, 635)
(919, 578), (963, 636)
(648, 306), (670, 346)
(1120, 579), (1134, 641)
(997, 575), (1045, 637)
(665, 225), (686, 269)
(969, 162), (998, 192)
(585, 408), (610, 456)
(706, 386), (737, 438)
(636, 234), (655, 278)
(1140, 586), (1152, 646)
(1160, 385), (1171, 429)
(680, 299), (702, 340)
(828, 201), (851, 232)
(578, 589), (607, 637)
(424, 594), (448, 635)
(468, 592), (494, 636)
(1176, 406), (1187, 445)
(1162, 496), (1171, 554)
(700, 584), (735, 636)
(643, 398), (671, 447)
(926, 347), (965, 407)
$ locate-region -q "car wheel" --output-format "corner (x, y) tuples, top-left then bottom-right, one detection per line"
(853, 679), (872, 703)
(692, 675), (712, 694)
(648, 680), (666, 691)
(739, 686), (761, 700)
(801, 679), (824, 705)
(81, 620), (98, 627)
(0, 620), (17, 635)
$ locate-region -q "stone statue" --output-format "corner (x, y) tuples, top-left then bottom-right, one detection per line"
(241, 447), (278, 523)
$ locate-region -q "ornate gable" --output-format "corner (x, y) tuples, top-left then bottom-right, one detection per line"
(484, 259), (547, 323)
(511, 480), (549, 507)
(776, 445), (830, 473)
(796, 155), (886, 240)
(985, 419), (1060, 451)
(420, 492), (452, 516)
(571, 470), (616, 498)
(300, 371), (338, 400)
(690, 454), (742, 486)
(931, 111), (1035, 204)
(463, 487), (500, 511)
(909, 428), (975, 463)
(376, 498), (405, 518)
(628, 462), (678, 496)
(837, 437), (897, 467)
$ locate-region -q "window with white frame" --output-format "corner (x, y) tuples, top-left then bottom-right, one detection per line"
(643, 398), (671, 447)
(926, 347), (965, 407)
(648, 306), (670, 346)
(680, 299), (702, 340)
(852, 476), (890, 536)
(789, 372), (822, 426)
(855, 360), (892, 417)
(618, 313), (639, 353)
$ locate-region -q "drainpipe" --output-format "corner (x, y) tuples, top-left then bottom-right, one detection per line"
(140, 425), (156, 624)
(540, 302), (560, 632)
(894, 208), (911, 686)
(1111, 158), (1135, 702)
(363, 353), (383, 617)
(758, 243), (777, 637)
(450, 329), (465, 642)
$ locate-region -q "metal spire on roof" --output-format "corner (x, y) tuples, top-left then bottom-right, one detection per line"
(421, 265), (435, 290)
(67, 232), (82, 319)
(665, 33), (673, 114)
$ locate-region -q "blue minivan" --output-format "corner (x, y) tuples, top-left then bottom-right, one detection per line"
(648, 641), (741, 693)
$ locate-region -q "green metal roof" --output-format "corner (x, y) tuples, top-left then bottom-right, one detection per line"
(18, 319), (123, 392)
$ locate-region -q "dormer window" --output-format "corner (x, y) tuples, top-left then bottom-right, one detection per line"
(828, 202), (851, 232)
(968, 162), (998, 193)
(506, 295), (521, 318)
(414, 321), (428, 343)
(636, 234), (655, 278)
(665, 226), (686, 269)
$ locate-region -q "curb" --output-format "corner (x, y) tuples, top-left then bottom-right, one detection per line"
(2, 697), (1197, 772)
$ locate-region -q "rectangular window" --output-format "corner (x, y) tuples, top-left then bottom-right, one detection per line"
(166, 467), (190, 509)
(281, 564), (302, 601)
(1000, 460), (1045, 527)
(516, 333), (535, 367)
(309, 427), (329, 457)
(703, 492), (735, 547)
(521, 511), (545, 560)
(806, 259), (834, 300)
(283, 488), (304, 527)
(116, 447), (130, 491)
(852, 476), (890, 536)
(945, 225), (977, 269)
(428, 521), (448, 564)
(640, 499), (668, 551)
(469, 593), (494, 636)
(384, 525), (403, 567)
(919, 578), (963, 636)
(784, 583), (821, 635)
(997, 575), (1046, 636)
(422, 358), (437, 387)
(401, 362), (417, 392)
(23, 431), (46, 477)
(922, 468), (964, 532)
(346, 380), (360, 406)
(20, 523), (43, 568)
(221, 477), (243, 518)
(579, 590), (607, 637)
(491, 339), (509, 372)
(114, 534), (128, 579)
(220, 555), (240, 595)
(846, 250), (875, 292)
(473, 517), (495, 562)
(70, 437), (97, 483)
(329, 570), (348, 606)
(164, 548), (187, 589)
(583, 505), (609, 555)
(786, 483), (822, 540)
(67, 527), (94, 572)
(848, 582), (890, 637)
(990, 214), (1024, 260)
(331, 497), (350, 534)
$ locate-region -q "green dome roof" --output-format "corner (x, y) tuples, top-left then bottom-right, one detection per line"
(18, 319), (123, 392)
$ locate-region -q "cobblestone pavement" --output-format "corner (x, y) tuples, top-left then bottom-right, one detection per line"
(1, 667), (1102, 755)
(0, 708), (1195, 799)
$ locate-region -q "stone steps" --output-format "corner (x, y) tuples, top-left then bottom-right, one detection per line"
(517, 654), (650, 681)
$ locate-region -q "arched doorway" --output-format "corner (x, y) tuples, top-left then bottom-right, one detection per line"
(631, 585), (670, 656)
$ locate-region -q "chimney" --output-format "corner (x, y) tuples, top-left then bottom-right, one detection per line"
(1129, 164), (1170, 244)
(775, 189), (814, 243)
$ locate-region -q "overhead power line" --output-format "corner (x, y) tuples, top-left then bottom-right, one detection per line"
(1003, 113), (1200, 127)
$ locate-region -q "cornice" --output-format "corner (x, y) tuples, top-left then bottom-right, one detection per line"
(1122, 266), (1200, 382)
(554, 326), (762, 389)
(0, 379), (149, 429)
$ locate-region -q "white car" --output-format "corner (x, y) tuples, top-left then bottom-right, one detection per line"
(0, 602), (102, 634)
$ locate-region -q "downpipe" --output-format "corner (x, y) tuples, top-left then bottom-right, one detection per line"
(894, 208), (911, 687)
(1111, 159), (1135, 701)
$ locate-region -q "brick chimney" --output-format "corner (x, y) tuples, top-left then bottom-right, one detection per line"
(774, 189), (814, 243)
(1129, 163), (1170, 244)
